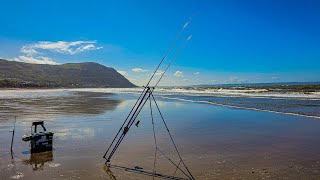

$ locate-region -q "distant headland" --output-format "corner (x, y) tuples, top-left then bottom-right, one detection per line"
(0, 59), (136, 88)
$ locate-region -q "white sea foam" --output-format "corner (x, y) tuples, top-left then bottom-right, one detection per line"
(156, 88), (320, 99)
(68, 87), (320, 100)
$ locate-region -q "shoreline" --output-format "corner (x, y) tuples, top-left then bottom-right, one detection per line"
(163, 96), (320, 120)
(0, 88), (319, 119)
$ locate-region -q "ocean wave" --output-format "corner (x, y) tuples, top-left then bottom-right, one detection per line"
(69, 87), (320, 100)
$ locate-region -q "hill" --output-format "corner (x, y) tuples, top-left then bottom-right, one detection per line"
(0, 59), (136, 88)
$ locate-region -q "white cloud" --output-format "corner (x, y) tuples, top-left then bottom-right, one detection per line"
(174, 71), (184, 77)
(117, 70), (128, 76)
(155, 70), (164, 76)
(132, 68), (148, 73)
(12, 40), (102, 65)
(21, 40), (102, 55)
(193, 72), (200, 75)
(20, 48), (39, 55)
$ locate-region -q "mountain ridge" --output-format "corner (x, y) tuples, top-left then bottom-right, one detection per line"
(0, 59), (136, 88)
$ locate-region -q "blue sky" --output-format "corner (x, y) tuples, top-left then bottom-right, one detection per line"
(0, 0), (319, 86)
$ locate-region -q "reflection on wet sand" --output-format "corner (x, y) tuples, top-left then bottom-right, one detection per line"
(23, 151), (53, 171)
(0, 91), (122, 121)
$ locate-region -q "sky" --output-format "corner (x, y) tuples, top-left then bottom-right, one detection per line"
(0, 0), (319, 86)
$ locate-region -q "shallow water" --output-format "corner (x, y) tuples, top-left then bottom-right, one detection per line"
(71, 87), (320, 118)
(1, 89), (320, 180)
(162, 95), (320, 118)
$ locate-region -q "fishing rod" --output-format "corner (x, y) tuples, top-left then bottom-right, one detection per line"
(103, 16), (193, 162)
(105, 35), (193, 161)
(103, 15), (195, 180)
(10, 116), (17, 157)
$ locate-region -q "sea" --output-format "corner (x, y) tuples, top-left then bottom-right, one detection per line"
(0, 85), (319, 179)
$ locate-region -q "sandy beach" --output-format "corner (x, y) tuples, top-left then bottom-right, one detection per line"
(0, 89), (320, 179)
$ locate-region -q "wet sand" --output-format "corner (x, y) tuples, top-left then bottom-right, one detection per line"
(1, 90), (320, 179)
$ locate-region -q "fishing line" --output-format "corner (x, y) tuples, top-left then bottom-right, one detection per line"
(146, 15), (193, 87)
(154, 35), (192, 88)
